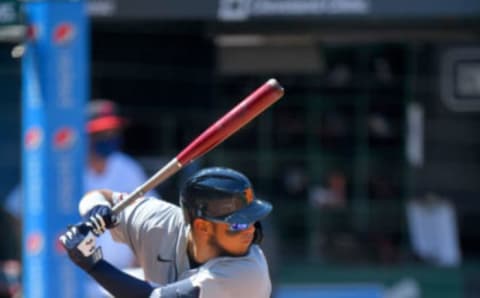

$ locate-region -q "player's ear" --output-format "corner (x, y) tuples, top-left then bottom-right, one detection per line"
(193, 218), (211, 234)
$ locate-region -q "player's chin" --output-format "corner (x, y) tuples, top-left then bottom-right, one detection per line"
(232, 241), (254, 256)
(229, 248), (250, 257)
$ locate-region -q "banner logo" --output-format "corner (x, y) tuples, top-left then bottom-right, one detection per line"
(53, 22), (75, 44)
(24, 126), (43, 150)
(26, 24), (39, 41)
(26, 232), (44, 255)
(53, 127), (76, 150)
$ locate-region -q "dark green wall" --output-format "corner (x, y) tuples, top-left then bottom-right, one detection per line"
(0, 43), (21, 204)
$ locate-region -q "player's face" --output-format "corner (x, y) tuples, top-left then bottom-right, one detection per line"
(209, 222), (255, 257)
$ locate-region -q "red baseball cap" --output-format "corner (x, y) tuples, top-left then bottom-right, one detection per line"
(86, 99), (127, 134)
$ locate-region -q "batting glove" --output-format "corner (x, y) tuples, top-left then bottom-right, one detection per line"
(84, 205), (118, 236)
(59, 223), (103, 272)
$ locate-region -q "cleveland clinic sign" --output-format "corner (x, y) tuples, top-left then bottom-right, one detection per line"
(85, 0), (478, 22)
(218, 0), (371, 21)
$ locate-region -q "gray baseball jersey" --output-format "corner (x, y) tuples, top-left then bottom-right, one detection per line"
(110, 197), (271, 298)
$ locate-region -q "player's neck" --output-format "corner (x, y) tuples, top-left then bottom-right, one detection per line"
(187, 232), (216, 265)
(89, 154), (107, 174)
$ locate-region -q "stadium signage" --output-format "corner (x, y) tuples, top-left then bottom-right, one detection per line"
(0, 0), (18, 25)
(218, 0), (371, 21)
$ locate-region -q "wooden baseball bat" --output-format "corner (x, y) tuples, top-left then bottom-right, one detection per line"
(112, 78), (284, 214)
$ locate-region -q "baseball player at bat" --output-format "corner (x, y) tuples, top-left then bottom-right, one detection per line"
(60, 167), (273, 298)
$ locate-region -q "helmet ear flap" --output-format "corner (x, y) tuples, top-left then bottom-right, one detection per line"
(252, 221), (263, 244)
(182, 208), (191, 224)
(181, 200), (195, 225)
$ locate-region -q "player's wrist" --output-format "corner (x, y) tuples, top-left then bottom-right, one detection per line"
(60, 223), (104, 272)
(111, 191), (124, 205)
(79, 191), (111, 217)
(85, 247), (104, 272)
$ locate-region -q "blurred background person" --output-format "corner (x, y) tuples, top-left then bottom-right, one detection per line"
(309, 169), (348, 210)
(84, 99), (159, 297)
(3, 99), (158, 298)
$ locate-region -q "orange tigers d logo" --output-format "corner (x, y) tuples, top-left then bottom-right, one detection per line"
(244, 188), (254, 203)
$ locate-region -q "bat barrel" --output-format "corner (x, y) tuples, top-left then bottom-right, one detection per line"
(176, 78), (284, 165)
(111, 78), (284, 214)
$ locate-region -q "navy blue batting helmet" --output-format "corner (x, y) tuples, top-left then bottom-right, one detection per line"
(180, 167), (272, 227)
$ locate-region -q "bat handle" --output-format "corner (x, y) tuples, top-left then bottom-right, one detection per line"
(112, 158), (183, 214)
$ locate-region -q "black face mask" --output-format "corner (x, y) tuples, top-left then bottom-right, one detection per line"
(92, 135), (121, 158)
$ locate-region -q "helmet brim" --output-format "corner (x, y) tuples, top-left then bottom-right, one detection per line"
(223, 199), (272, 225)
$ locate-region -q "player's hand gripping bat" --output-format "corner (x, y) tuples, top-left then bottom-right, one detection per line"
(112, 78), (284, 214)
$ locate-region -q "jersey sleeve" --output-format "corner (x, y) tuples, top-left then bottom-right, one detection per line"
(189, 247), (271, 298)
(149, 250), (271, 298)
(109, 198), (183, 254)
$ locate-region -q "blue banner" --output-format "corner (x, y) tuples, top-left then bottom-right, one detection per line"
(22, 1), (89, 298)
